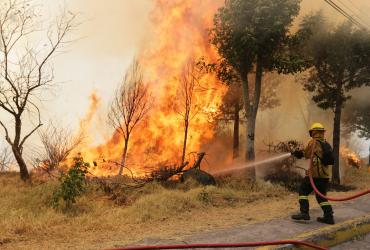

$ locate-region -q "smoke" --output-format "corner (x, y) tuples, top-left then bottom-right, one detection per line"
(254, 0), (370, 156)
(342, 87), (370, 157)
(208, 0), (370, 166)
(16, 0), (369, 172)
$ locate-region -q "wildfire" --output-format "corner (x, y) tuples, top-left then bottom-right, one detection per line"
(340, 147), (362, 169)
(73, 0), (227, 176)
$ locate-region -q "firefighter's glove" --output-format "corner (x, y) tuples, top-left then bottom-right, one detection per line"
(292, 150), (304, 159)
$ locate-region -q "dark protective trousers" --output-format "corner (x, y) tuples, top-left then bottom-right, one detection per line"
(298, 177), (333, 216)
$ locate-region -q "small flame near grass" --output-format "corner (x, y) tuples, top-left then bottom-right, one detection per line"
(340, 147), (362, 169)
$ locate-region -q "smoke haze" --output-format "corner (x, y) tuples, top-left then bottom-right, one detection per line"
(1, 0), (369, 166)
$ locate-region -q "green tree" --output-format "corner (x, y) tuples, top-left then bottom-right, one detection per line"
(343, 103), (370, 140)
(352, 109), (370, 140)
(302, 22), (370, 184)
(211, 0), (306, 163)
(52, 155), (89, 210)
(199, 58), (280, 159)
(217, 82), (243, 158)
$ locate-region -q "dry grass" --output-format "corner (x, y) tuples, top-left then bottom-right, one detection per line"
(342, 166), (370, 189)
(1, 167), (370, 250)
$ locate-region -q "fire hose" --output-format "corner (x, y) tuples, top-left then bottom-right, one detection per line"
(308, 139), (370, 201)
(110, 240), (327, 250)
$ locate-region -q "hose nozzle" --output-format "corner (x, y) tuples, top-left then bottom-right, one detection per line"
(291, 150), (304, 159)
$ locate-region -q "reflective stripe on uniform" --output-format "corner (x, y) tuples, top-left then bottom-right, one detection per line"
(299, 196), (308, 200)
(320, 201), (331, 207)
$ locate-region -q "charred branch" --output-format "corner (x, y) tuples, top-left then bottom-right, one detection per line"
(148, 161), (189, 182)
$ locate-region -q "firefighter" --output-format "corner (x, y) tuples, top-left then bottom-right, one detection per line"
(291, 122), (335, 225)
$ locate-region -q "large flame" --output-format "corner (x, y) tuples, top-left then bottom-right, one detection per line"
(75, 0), (226, 176)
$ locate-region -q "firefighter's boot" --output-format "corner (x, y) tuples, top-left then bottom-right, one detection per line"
(291, 212), (310, 221)
(292, 195), (310, 220)
(317, 202), (334, 224)
(317, 215), (335, 225)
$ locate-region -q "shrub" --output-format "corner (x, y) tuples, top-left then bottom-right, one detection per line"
(197, 187), (211, 204)
(264, 170), (303, 192)
(52, 155), (89, 210)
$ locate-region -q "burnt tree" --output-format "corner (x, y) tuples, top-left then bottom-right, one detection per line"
(108, 60), (151, 176)
(0, 0), (77, 180)
(177, 59), (203, 165)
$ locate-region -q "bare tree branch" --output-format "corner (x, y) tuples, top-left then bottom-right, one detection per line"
(0, 146), (13, 172)
(108, 59), (151, 176)
(35, 122), (84, 172)
(0, 0), (78, 180)
(176, 58), (204, 164)
(0, 120), (11, 143)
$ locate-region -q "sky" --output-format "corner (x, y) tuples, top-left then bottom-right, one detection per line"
(1, 0), (370, 159)
(37, 0), (154, 129)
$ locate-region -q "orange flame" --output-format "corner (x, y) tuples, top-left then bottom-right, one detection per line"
(73, 0), (227, 176)
(340, 147), (361, 169)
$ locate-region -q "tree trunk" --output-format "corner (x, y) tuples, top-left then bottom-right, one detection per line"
(332, 94), (343, 184)
(8, 117), (30, 181)
(118, 136), (129, 176)
(246, 61), (263, 161)
(240, 73), (253, 161)
(11, 145), (29, 181)
(246, 113), (256, 160)
(192, 152), (205, 169)
(240, 64), (260, 181)
(233, 101), (240, 159)
(181, 120), (189, 165)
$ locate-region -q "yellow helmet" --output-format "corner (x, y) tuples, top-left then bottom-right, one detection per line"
(309, 122), (325, 136)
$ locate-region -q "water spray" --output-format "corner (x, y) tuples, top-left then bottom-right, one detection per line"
(211, 153), (292, 176)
